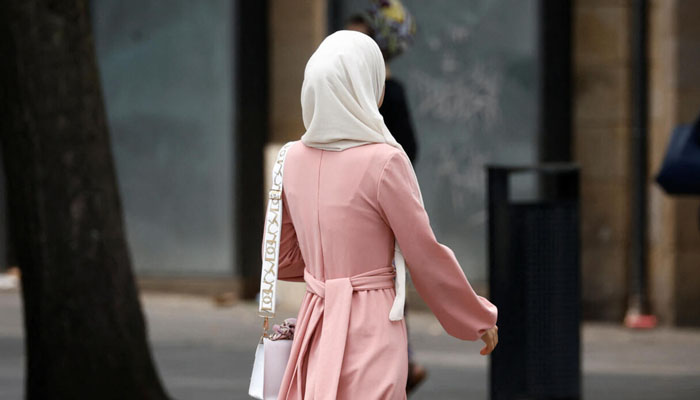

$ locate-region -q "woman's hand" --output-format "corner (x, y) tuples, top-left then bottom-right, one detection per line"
(479, 325), (498, 355)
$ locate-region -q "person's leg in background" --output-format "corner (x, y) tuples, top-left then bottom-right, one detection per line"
(405, 301), (427, 394)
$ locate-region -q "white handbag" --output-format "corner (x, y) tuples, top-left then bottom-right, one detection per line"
(249, 141), (297, 400)
(249, 327), (295, 399)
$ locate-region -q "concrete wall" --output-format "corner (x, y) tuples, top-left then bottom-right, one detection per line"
(574, 0), (700, 324)
(92, 0), (236, 276)
(648, 0), (700, 326)
(573, 0), (633, 320)
(269, 0), (327, 143)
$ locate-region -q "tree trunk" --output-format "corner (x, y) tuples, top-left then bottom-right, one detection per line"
(0, 1), (169, 399)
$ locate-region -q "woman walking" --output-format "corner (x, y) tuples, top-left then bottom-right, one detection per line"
(272, 30), (498, 400)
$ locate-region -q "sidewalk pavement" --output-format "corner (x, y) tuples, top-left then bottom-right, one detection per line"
(1, 290), (699, 399)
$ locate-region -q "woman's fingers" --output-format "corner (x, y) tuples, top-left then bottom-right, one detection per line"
(479, 327), (498, 356)
(481, 343), (493, 355)
(480, 340), (493, 355)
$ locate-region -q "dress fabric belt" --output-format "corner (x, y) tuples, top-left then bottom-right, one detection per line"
(303, 266), (396, 400)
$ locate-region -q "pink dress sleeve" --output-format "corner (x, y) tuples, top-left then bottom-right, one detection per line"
(377, 152), (498, 341)
(277, 189), (306, 282)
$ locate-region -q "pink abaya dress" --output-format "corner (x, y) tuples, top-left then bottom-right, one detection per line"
(272, 141), (498, 400)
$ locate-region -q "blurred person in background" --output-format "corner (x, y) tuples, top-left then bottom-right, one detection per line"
(347, 0), (419, 164)
(346, 0), (425, 393)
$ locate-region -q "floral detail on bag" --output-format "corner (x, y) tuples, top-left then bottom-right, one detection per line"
(270, 318), (297, 341)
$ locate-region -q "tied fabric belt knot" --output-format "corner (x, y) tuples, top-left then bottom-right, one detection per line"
(303, 266), (396, 400)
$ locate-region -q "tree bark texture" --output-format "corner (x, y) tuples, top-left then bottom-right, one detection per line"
(0, 1), (169, 398)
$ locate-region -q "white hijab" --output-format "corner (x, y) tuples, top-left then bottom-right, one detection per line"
(300, 30), (424, 321)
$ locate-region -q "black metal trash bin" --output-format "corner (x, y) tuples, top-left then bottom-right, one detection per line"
(488, 165), (581, 400)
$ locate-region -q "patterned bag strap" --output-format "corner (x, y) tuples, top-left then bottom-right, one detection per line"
(258, 141), (297, 321)
(256, 140), (406, 323)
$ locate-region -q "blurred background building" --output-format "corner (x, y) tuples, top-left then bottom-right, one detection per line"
(2, 0), (697, 326)
(572, 0), (700, 326)
(90, 0), (236, 282)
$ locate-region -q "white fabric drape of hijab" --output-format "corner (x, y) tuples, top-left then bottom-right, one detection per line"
(300, 30), (424, 321)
